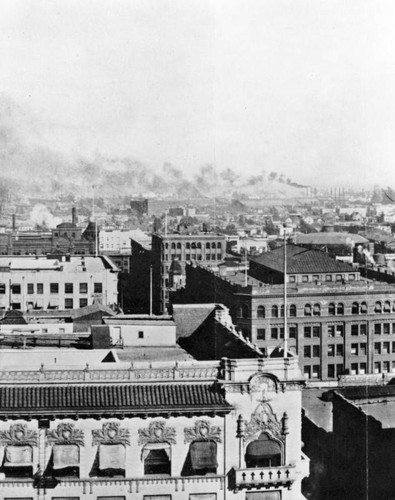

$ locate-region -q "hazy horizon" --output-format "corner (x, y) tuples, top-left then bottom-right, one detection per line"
(1, 0), (395, 189)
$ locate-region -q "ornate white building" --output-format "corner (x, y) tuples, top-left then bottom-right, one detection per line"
(0, 353), (309, 500)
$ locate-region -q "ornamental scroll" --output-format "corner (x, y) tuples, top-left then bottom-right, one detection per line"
(244, 403), (283, 443)
(46, 423), (85, 446)
(92, 422), (130, 446)
(0, 424), (38, 447)
(184, 420), (222, 444)
(138, 421), (176, 446)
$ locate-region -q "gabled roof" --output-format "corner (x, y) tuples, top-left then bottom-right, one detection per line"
(0, 383), (232, 418)
(251, 244), (354, 274)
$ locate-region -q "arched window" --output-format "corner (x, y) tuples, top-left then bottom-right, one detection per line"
(304, 304), (312, 316)
(384, 301), (391, 313)
(177, 243), (182, 249)
(313, 303), (321, 316)
(171, 243), (176, 249)
(241, 304), (249, 319)
(211, 242), (216, 248)
(217, 242), (222, 248)
(186, 242), (190, 249)
(360, 302), (367, 314)
(352, 302), (359, 315)
(375, 301), (382, 313)
(257, 306), (265, 318)
(271, 305), (278, 318)
(328, 303), (336, 316)
(206, 242), (210, 249)
(337, 303), (344, 315)
(191, 242), (196, 249)
(196, 242), (201, 249)
(245, 433), (282, 468)
(289, 304), (297, 317)
(165, 243), (169, 249)
(280, 305), (284, 317)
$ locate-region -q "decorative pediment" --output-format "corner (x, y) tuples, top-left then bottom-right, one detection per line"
(46, 423), (85, 447)
(244, 403), (283, 443)
(138, 421), (176, 446)
(184, 420), (222, 443)
(249, 374), (278, 397)
(0, 424), (38, 447)
(92, 422), (130, 446)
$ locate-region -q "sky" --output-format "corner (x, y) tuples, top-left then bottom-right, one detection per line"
(1, 0), (395, 187)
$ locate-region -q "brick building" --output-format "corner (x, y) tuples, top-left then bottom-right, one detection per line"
(180, 245), (395, 380)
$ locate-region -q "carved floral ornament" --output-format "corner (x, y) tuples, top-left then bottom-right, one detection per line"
(138, 421), (176, 446)
(0, 424), (38, 447)
(249, 374), (279, 397)
(244, 403), (284, 443)
(46, 423), (85, 447)
(184, 420), (222, 444)
(92, 422), (130, 446)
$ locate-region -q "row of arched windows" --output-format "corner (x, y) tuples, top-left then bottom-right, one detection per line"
(240, 300), (395, 319)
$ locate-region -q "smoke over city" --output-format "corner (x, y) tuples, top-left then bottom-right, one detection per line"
(29, 204), (62, 229)
(0, 95), (306, 200)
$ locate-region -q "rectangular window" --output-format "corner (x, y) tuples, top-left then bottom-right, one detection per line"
(289, 276), (296, 283)
(279, 327), (284, 339)
(289, 326), (297, 339)
(336, 325), (344, 337)
(27, 283), (34, 294)
(360, 324), (367, 336)
(190, 495), (217, 500)
(350, 363), (358, 375)
(304, 366), (311, 379)
(50, 283), (59, 294)
(384, 323), (390, 335)
(337, 364), (344, 376)
(351, 343), (358, 355)
(257, 329), (265, 340)
(11, 284), (21, 294)
(64, 299), (73, 309)
(351, 325), (359, 336)
(392, 361), (395, 373)
(313, 326), (320, 338)
(383, 361), (390, 373)
(79, 298), (88, 308)
(312, 345), (320, 357)
(143, 497), (171, 500)
(374, 362), (381, 374)
(336, 344), (344, 357)
(393, 323), (395, 334)
(98, 497), (126, 500)
(0, 283), (5, 294)
(374, 342), (381, 355)
(79, 283), (88, 294)
(328, 364), (335, 378)
(326, 275), (332, 281)
(94, 282), (103, 293)
(302, 275), (308, 282)
(304, 326), (311, 338)
(37, 283), (43, 294)
(313, 275), (319, 281)
(312, 365), (320, 379)
(392, 341), (395, 353)
(328, 344), (335, 357)
(360, 363), (367, 374)
(304, 346), (311, 358)
(349, 274), (355, 281)
(65, 283), (73, 294)
(138, 331), (144, 339)
(374, 324), (381, 335)
(383, 342), (390, 354)
(328, 325), (335, 337)
(336, 274), (342, 281)
(271, 328), (278, 340)
(360, 343), (367, 355)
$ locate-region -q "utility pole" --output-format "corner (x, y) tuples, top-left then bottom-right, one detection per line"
(283, 226), (288, 358)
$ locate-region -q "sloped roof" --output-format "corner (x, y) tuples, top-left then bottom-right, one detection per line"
(0, 383), (232, 418)
(0, 310), (27, 325)
(172, 304), (217, 338)
(337, 385), (395, 401)
(251, 244), (354, 274)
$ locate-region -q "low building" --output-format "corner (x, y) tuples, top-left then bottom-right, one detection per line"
(0, 255), (119, 312)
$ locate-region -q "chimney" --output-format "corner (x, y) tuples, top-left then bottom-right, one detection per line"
(12, 214), (16, 232)
(72, 207), (77, 226)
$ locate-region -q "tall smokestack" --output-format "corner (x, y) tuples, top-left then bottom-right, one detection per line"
(12, 214), (16, 232)
(72, 207), (77, 226)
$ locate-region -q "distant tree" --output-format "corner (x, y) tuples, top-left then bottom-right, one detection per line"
(268, 171), (278, 181)
(299, 219), (317, 234)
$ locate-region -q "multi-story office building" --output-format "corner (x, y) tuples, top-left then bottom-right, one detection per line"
(0, 255), (119, 312)
(181, 245), (395, 380)
(152, 232), (227, 313)
(0, 350), (309, 500)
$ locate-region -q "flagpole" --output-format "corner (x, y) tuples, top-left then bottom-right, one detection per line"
(283, 226), (288, 358)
